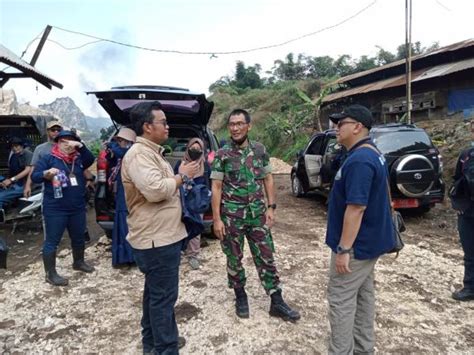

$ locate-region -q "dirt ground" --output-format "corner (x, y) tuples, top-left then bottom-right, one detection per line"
(1, 174), (473, 354)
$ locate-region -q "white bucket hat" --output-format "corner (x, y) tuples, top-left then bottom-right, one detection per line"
(115, 127), (136, 143)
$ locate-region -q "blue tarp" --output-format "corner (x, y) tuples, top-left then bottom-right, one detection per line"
(448, 89), (474, 114)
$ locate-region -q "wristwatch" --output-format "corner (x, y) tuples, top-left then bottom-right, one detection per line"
(336, 245), (352, 254)
(267, 203), (277, 210)
(179, 173), (189, 184)
(10, 176), (16, 182)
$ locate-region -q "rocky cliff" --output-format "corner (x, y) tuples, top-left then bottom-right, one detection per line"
(39, 97), (88, 131)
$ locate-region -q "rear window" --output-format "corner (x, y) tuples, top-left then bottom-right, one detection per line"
(372, 130), (433, 155)
(114, 99), (200, 114)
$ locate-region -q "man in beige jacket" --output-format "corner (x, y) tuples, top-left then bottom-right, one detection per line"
(121, 101), (198, 355)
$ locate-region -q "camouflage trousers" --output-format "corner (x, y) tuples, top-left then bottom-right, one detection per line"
(221, 213), (281, 295)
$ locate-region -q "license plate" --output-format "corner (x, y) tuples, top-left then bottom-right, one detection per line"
(393, 198), (419, 209)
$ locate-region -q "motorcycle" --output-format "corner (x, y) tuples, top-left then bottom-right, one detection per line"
(0, 191), (43, 234)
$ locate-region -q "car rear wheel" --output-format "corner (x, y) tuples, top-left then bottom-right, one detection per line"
(392, 154), (435, 198)
(291, 174), (305, 197)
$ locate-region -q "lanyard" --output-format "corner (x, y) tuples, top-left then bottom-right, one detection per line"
(61, 159), (76, 178)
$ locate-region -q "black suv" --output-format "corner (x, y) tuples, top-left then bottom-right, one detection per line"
(291, 123), (445, 212)
(87, 85), (218, 237)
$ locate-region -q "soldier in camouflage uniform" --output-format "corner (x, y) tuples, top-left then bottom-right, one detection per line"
(211, 109), (300, 322)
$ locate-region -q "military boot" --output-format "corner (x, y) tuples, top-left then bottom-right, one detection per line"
(43, 252), (68, 286)
(234, 287), (250, 318)
(72, 247), (95, 273)
(269, 290), (300, 322)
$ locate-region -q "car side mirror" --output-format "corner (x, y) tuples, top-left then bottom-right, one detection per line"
(297, 149), (304, 158)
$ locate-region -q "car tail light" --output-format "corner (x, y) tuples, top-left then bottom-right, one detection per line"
(438, 154), (443, 173)
(97, 215), (112, 221)
(97, 150), (108, 182)
(203, 214), (213, 221)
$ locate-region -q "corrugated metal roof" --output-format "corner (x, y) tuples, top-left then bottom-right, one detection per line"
(330, 38), (474, 86)
(412, 57), (474, 82)
(0, 44), (63, 89)
(323, 57), (474, 103)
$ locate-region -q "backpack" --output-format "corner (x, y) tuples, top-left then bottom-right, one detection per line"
(463, 148), (474, 200)
(449, 148), (474, 212)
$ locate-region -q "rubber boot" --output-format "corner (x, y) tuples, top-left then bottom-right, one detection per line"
(72, 247), (95, 273)
(234, 287), (250, 318)
(43, 252), (68, 286)
(452, 288), (474, 301)
(269, 290), (301, 322)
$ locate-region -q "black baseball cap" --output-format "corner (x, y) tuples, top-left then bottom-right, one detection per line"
(329, 104), (373, 129)
(9, 136), (25, 146)
(54, 130), (80, 142)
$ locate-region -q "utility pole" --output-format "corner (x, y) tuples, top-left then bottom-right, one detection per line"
(405, 0), (412, 124)
(30, 25), (52, 67)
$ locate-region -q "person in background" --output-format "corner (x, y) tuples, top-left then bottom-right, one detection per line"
(24, 120), (63, 198)
(211, 108), (300, 322)
(121, 101), (199, 353)
(451, 119), (474, 302)
(0, 137), (33, 212)
(32, 130), (95, 286)
(107, 127), (136, 267)
(174, 138), (210, 270)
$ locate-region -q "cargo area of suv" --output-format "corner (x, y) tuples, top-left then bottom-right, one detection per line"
(87, 85), (218, 237)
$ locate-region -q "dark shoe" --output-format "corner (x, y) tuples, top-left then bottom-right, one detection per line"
(452, 288), (474, 301)
(43, 252), (68, 286)
(270, 297), (301, 323)
(234, 287), (249, 318)
(143, 337), (185, 354)
(72, 247), (95, 273)
(178, 336), (186, 349)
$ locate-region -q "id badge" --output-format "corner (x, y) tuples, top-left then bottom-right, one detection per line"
(70, 176), (78, 186)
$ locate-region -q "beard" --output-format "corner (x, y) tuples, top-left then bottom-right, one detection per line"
(231, 134), (248, 146)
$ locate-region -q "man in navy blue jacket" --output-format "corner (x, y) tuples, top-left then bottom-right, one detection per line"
(325, 105), (395, 354)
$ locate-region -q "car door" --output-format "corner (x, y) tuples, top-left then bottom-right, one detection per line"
(321, 134), (345, 185)
(304, 135), (324, 188)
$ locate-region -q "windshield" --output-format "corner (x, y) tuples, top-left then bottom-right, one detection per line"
(372, 131), (433, 155)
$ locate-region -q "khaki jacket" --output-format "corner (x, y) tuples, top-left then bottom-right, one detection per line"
(121, 137), (186, 249)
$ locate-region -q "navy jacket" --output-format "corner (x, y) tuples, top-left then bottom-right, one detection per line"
(31, 146), (95, 216)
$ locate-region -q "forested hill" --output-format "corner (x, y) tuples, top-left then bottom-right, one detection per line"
(208, 41), (440, 161)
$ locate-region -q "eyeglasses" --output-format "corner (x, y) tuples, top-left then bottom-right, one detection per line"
(48, 128), (62, 132)
(150, 120), (168, 127)
(228, 122), (248, 129)
(336, 120), (359, 128)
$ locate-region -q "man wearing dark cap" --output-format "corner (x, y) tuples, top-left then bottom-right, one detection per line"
(325, 104), (396, 354)
(0, 137), (33, 212)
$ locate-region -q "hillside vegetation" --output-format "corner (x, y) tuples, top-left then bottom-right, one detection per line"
(207, 42), (471, 182)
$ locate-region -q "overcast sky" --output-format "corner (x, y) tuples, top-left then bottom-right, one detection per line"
(1, 0), (473, 116)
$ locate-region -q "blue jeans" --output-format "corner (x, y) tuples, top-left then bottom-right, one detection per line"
(458, 214), (474, 290)
(43, 212), (86, 255)
(0, 183), (24, 209)
(133, 240), (183, 355)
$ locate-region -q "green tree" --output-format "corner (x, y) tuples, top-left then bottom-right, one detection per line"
(100, 125), (116, 141)
(272, 53), (307, 81)
(306, 56), (336, 79)
(233, 61), (263, 89)
(354, 55), (378, 72)
(375, 46), (397, 65)
(333, 54), (354, 76)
